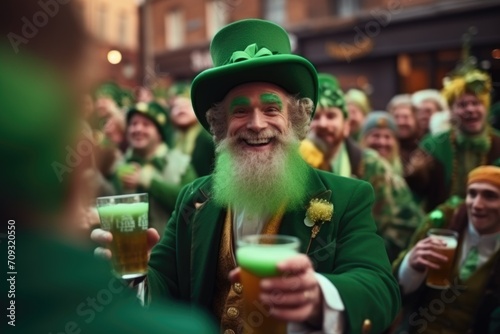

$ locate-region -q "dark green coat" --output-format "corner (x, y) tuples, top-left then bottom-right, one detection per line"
(2, 232), (217, 334)
(148, 166), (401, 333)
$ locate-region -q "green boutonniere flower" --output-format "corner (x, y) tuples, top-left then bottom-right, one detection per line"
(304, 198), (333, 238)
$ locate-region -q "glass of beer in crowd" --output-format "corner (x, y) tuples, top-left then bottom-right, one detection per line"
(236, 234), (300, 334)
(96, 193), (149, 279)
(426, 228), (459, 289)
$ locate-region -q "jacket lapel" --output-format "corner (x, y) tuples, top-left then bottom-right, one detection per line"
(189, 181), (225, 308)
(279, 168), (333, 254)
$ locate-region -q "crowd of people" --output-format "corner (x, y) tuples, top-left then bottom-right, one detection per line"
(2, 1), (500, 333)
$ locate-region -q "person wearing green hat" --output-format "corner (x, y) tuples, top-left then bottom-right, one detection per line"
(390, 165), (500, 334)
(0, 1), (217, 334)
(168, 81), (215, 177)
(302, 74), (423, 262)
(111, 101), (197, 236)
(405, 66), (500, 213)
(93, 19), (400, 333)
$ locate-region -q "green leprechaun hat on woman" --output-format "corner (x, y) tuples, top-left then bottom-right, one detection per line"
(191, 19), (318, 131)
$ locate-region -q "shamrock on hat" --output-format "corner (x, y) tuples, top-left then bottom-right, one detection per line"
(191, 19), (318, 131)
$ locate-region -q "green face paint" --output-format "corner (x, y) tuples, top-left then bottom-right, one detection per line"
(229, 96), (251, 114)
(260, 93), (283, 110)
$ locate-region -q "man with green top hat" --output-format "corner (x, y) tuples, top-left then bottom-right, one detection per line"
(94, 18), (400, 333)
(405, 47), (500, 212)
(112, 101), (197, 236)
(390, 165), (500, 334)
(301, 74), (423, 262)
(0, 1), (217, 334)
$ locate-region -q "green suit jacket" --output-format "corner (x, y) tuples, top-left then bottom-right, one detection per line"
(148, 166), (401, 333)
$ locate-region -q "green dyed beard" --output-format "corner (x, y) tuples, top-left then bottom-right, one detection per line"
(212, 134), (310, 216)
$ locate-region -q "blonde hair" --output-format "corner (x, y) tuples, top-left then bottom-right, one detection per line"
(441, 70), (492, 110)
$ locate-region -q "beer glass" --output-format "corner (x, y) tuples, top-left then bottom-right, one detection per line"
(236, 235), (300, 334)
(426, 228), (459, 289)
(96, 193), (149, 279)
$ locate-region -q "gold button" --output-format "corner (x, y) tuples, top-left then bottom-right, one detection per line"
(223, 330), (235, 334)
(233, 283), (243, 294)
(226, 307), (239, 319)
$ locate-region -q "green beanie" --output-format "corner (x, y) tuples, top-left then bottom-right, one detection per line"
(317, 73), (347, 118)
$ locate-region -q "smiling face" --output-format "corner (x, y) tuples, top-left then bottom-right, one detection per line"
(309, 107), (349, 156)
(224, 82), (290, 154)
(127, 113), (162, 156)
(363, 127), (397, 160)
(452, 93), (487, 135)
(212, 82), (310, 215)
(466, 182), (500, 235)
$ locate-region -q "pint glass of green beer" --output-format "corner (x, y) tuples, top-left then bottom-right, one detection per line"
(236, 235), (300, 334)
(96, 193), (149, 279)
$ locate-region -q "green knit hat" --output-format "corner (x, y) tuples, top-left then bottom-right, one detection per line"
(126, 101), (170, 140)
(361, 111), (398, 135)
(317, 73), (347, 118)
(0, 45), (77, 214)
(191, 19), (318, 131)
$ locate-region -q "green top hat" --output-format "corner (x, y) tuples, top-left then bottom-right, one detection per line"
(317, 73), (347, 118)
(127, 101), (170, 140)
(191, 19), (318, 131)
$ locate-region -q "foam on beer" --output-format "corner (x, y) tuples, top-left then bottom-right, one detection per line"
(431, 235), (458, 249)
(236, 246), (297, 277)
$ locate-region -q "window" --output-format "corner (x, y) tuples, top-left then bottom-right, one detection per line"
(165, 9), (185, 50)
(338, 0), (360, 17)
(206, 1), (228, 38)
(263, 0), (285, 25)
(118, 12), (128, 47)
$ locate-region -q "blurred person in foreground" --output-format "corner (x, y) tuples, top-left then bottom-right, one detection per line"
(0, 1), (217, 333)
(302, 74), (423, 261)
(390, 165), (500, 334)
(405, 63), (500, 212)
(93, 19), (400, 333)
